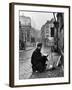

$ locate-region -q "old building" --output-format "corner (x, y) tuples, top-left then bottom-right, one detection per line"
(53, 13), (64, 53)
(19, 15), (31, 49)
(41, 18), (55, 47)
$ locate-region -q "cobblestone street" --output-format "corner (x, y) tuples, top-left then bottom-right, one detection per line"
(19, 46), (64, 80)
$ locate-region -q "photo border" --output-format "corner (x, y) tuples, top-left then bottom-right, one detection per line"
(9, 2), (70, 87)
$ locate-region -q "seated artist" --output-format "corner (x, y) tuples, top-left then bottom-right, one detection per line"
(31, 43), (48, 73)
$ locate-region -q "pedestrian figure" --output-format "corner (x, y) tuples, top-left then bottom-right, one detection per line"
(31, 43), (48, 73)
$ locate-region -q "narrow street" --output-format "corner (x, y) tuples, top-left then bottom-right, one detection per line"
(19, 46), (64, 80)
(19, 46), (35, 79)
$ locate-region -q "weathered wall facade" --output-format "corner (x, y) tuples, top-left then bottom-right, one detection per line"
(57, 13), (64, 52)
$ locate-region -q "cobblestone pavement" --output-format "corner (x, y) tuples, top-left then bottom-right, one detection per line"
(19, 46), (64, 80)
(19, 46), (35, 79)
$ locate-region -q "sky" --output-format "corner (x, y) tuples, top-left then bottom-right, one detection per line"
(20, 11), (54, 30)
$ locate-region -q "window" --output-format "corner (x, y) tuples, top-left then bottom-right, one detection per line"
(51, 27), (54, 37)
